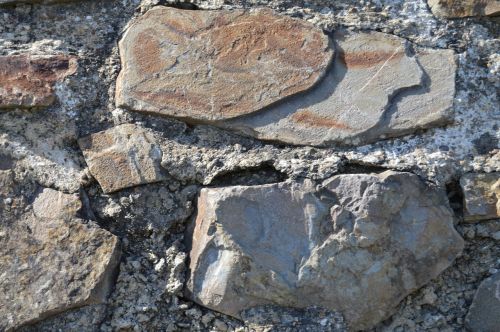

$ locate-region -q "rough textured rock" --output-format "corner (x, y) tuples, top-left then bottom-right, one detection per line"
(79, 124), (165, 193)
(0, 215), (121, 331)
(33, 188), (81, 220)
(460, 173), (500, 221)
(428, 0), (500, 18)
(465, 272), (500, 332)
(116, 6), (333, 121)
(0, 55), (77, 109)
(227, 31), (456, 146)
(186, 171), (464, 330)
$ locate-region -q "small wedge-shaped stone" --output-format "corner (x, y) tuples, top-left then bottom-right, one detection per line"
(79, 124), (164, 193)
(227, 31), (456, 146)
(465, 272), (500, 332)
(460, 172), (500, 221)
(0, 215), (120, 331)
(186, 171), (464, 330)
(428, 0), (500, 18)
(116, 6), (333, 121)
(0, 55), (77, 109)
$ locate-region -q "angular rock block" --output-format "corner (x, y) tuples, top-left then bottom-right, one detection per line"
(186, 171), (464, 330)
(427, 0), (500, 18)
(460, 172), (500, 221)
(33, 188), (82, 220)
(0, 215), (121, 331)
(79, 124), (165, 193)
(465, 272), (500, 332)
(116, 6), (333, 121)
(116, 7), (456, 146)
(0, 55), (77, 109)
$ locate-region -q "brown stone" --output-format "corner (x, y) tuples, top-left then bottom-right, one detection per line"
(78, 124), (165, 193)
(116, 6), (333, 121)
(428, 0), (500, 18)
(0, 215), (120, 331)
(460, 172), (500, 221)
(33, 188), (82, 220)
(0, 55), (77, 109)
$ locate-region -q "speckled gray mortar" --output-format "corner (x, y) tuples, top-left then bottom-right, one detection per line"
(0, 0), (498, 331)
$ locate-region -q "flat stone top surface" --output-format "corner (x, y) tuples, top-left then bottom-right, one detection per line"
(116, 6), (333, 121)
(0, 55), (77, 109)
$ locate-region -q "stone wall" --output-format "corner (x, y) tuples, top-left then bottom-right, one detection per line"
(0, 0), (498, 331)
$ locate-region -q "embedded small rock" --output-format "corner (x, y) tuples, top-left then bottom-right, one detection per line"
(0, 55), (77, 109)
(460, 172), (500, 221)
(79, 124), (165, 193)
(465, 272), (500, 332)
(0, 215), (121, 331)
(428, 0), (500, 18)
(185, 171), (464, 330)
(33, 188), (81, 220)
(116, 6), (333, 121)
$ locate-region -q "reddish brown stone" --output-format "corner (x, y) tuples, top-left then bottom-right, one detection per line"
(0, 54), (77, 109)
(116, 6), (333, 121)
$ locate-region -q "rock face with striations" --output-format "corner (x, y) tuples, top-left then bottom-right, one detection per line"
(0, 213), (121, 331)
(79, 124), (165, 193)
(116, 6), (333, 121)
(427, 0), (500, 18)
(0, 55), (77, 109)
(185, 171), (464, 330)
(116, 7), (456, 146)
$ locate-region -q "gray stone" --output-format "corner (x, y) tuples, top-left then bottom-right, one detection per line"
(185, 171), (464, 330)
(465, 272), (500, 332)
(0, 215), (121, 331)
(460, 173), (500, 221)
(79, 124), (165, 193)
(226, 31), (456, 146)
(33, 188), (81, 220)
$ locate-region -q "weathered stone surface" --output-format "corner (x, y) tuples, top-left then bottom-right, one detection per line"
(227, 31), (456, 146)
(33, 188), (81, 220)
(116, 6), (333, 121)
(0, 215), (120, 331)
(79, 124), (165, 193)
(117, 12), (456, 146)
(465, 272), (500, 332)
(461, 173), (500, 221)
(428, 0), (500, 18)
(0, 55), (77, 109)
(185, 171), (464, 330)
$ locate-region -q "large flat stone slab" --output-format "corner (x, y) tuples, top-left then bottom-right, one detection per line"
(185, 171), (464, 330)
(428, 0), (500, 18)
(117, 8), (456, 146)
(79, 124), (165, 193)
(465, 272), (500, 332)
(460, 172), (500, 221)
(116, 6), (333, 121)
(0, 55), (77, 109)
(227, 31), (456, 146)
(0, 215), (120, 331)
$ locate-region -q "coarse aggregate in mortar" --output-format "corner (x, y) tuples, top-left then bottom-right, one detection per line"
(0, 0), (498, 331)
